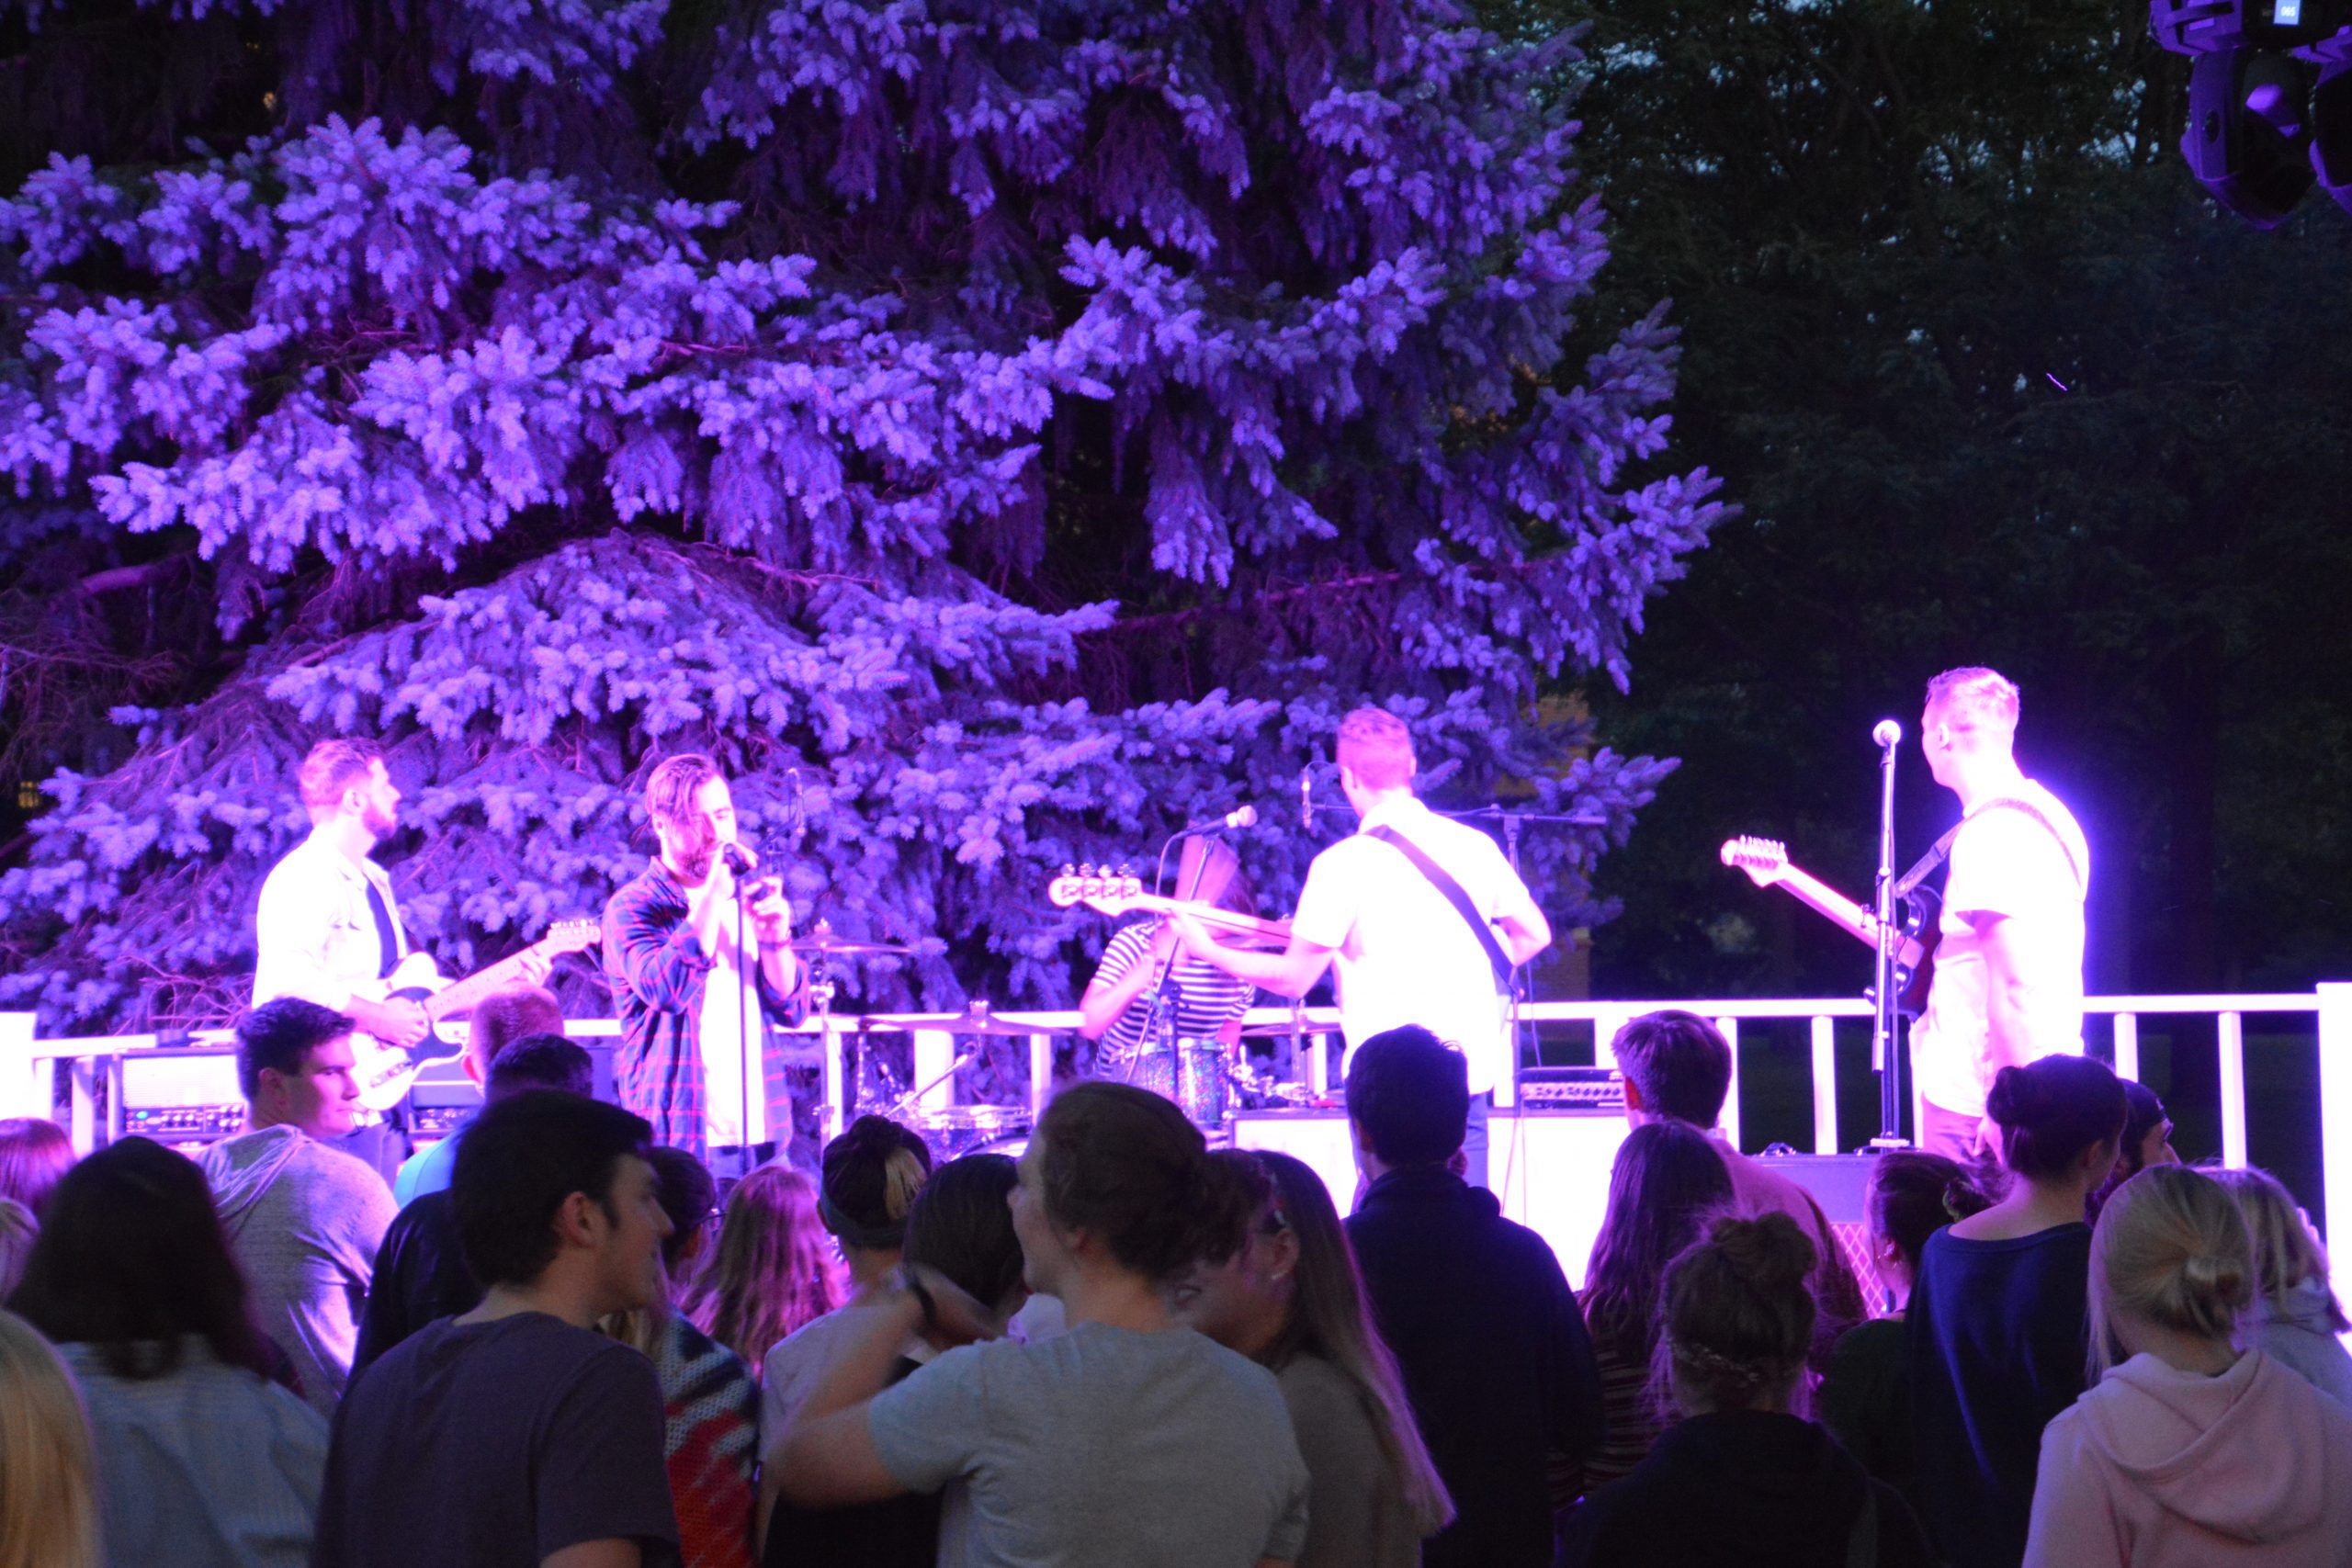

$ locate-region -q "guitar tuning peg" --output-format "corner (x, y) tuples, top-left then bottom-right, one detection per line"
(1061, 862), (1075, 876)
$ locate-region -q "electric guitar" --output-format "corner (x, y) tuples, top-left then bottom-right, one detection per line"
(348, 918), (602, 1110)
(1046, 868), (1293, 951)
(1718, 837), (1941, 1017)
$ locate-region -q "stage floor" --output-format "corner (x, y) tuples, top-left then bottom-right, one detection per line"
(1232, 1110), (1628, 1292)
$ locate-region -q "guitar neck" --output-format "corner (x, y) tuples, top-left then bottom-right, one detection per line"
(1767, 866), (1879, 949)
(1122, 894), (1290, 944)
(422, 948), (542, 1022)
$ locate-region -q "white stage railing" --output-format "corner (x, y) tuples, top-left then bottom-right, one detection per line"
(6, 982), (2349, 1255)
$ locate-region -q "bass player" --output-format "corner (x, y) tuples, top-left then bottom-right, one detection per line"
(1170, 706), (1550, 1188)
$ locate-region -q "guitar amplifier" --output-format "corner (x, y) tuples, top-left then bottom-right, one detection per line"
(112, 1049), (246, 1150)
(1514, 1066), (1625, 1114)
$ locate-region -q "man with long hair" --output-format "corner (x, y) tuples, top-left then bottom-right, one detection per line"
(602, 752), (807, 1172)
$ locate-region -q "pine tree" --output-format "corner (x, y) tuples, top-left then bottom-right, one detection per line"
(0, 0), (1722, 1030)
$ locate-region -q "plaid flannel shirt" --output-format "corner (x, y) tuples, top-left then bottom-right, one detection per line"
(602, 858), (808, 1160)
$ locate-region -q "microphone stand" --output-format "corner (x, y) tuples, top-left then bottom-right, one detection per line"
(1870, 734), (1909, 1150)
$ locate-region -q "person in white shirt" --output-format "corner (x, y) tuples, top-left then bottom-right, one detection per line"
(1908, 668), (2090, 1162)
(1172, 707), (1551, 1188)
(253, 739), (545, 1181)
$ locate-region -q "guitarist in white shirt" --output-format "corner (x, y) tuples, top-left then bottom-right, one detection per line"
(1911, 668), (2090, 1162)
(1172, 707), (1551, 1188)
(254, 739), (548, 1180)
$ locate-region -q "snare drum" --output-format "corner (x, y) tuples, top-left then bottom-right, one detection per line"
(1118, 1038), (1229, 1128)
(901, 1104), (1033, 1161)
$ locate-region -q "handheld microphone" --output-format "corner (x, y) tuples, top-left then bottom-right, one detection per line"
(1299, 767), (1313, 830)
(719, 842), (753, 876)
(1871, 719), (1903, 750)
(1185, 803), (1259, 835)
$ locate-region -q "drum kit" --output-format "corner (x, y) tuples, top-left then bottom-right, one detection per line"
(787, 924), (1317, 1163)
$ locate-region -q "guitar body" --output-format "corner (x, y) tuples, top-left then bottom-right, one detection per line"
(345, 918), (602, 1111)
(1892, 885), (1940, 1020)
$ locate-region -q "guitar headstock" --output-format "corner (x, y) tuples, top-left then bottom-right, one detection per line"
(1719, 836), (1791, 887)
(1047, 864), (1146, 912)
(539, 917), (603, 956)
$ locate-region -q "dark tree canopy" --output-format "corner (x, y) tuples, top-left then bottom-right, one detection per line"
(0, 0), (1722, 1029)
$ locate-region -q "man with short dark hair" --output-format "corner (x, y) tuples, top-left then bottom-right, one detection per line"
(315, 1090), (679, 1568)
(603, 752), (807, 1174)
(1611, 1010), (1864, 1332)
(390, 984), (568, 1205)
(199, 997), (398, 1416)
(353, 1034), (596, 1377)
(1174, 707), (1550, 1187)
(1341, 1026), (1602, 1568)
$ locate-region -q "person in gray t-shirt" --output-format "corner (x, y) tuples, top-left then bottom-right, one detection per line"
(201, 999), (395, 1416)
(767, 1083), (1310, 1568)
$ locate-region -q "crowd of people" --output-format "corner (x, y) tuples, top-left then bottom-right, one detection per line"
(2, 1002), (2351, 1568)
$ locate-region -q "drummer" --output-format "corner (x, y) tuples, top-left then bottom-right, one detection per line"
(1077, 837), (1260, 1071)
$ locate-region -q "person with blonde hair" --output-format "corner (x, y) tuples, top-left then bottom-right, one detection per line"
(2024, 1164), (2352, 1567)
(1174, 1148), (1454, 1567)
(2211, 1165), (2352, 1411)
(0, 1308), (100, 1568)
(1559, 1213), (1937, 1567)
(689, 1164), (847, 1373)
(1909, 666), (2091, 1163)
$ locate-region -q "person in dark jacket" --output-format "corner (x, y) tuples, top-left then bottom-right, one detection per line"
(349, 1035), (594, 1379)
(1341, 1025), (1604, 1568)
(1558, 1213), (1939, 1568)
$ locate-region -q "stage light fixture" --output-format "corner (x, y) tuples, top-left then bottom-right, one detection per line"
(2154, 1), (2352, 224)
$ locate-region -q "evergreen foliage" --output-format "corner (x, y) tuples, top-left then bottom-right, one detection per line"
(0, 0), (1722, 1030)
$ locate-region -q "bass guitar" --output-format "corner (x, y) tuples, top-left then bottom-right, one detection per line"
(1047, 868), (1293, 951)
(348, 917), (603, 1111)
(1717, 837), (1940, 1017)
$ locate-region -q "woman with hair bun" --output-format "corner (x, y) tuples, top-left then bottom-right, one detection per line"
(1559, 1213), (1936, 1567)
(1908, 1053), (2125, 1568)
(2023, 1164), (2352, 1567)
(757, 1117), (929, 1447)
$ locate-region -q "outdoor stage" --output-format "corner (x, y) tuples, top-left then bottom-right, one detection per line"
(6, 989), (2350, 1307)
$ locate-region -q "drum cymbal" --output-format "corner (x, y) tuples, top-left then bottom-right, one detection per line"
(863, 1007), (1064, 1037)
(787, 932), (911, 957)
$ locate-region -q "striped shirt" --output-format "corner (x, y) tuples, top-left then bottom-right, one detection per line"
(1091, 920), (1257, 1056)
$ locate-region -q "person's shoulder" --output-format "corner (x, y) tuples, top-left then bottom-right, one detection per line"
(1274, 1351), (1362, 1424)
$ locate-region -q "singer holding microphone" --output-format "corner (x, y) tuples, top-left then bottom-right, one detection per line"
(603, 751), (809, 1174)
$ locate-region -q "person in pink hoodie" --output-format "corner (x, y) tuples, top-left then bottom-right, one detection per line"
(2024, 1164), (2352, 1568)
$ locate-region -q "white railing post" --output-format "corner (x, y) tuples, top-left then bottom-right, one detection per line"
(2319, 985), (2352, 1261)
(0, 1013), (38, 1121)
(1811, 1016), (1839, 1155)
(1028, 1032), (1054, 1122)
(2112, 1013), (2140, 1082)
(1714, 1016), (1742, 1151)
(2217, 1012), (2249, 1169)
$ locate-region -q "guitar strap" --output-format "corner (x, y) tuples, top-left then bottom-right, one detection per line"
(1894, 796), (2085, 901)
(362, 878), (402, 981)
(1366, 827), (1515, 995)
